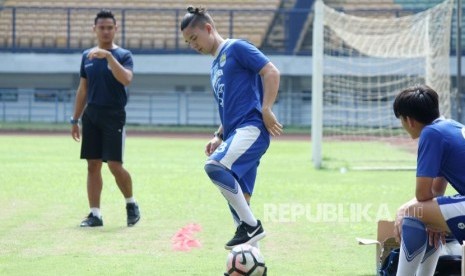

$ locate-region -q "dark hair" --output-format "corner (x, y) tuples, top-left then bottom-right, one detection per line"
(180, 6), (214, 31)
(393, 84), (440, 124)
(94, 9), (116, 25)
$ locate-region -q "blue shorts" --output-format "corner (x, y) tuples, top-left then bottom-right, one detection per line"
(208, 125), (270, 195)
(437, 194), (465, 244)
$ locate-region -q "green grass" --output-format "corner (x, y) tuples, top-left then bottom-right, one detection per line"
(321, 140), (417, 170)
(0, 134), (450, 275)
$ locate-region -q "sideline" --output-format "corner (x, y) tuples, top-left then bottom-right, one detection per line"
(0, 129), (311, 141)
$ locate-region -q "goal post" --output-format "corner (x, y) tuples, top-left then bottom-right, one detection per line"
(311, 0), (324, 169)
(311, 0), (454, 169)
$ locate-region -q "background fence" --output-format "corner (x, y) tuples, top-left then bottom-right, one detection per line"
(0, 89), (312, 126)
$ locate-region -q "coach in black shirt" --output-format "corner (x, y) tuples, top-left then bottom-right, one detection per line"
(71, 9), (140, 227)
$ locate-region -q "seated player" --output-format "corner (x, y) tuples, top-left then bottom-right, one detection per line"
(392, 84), (465, 275)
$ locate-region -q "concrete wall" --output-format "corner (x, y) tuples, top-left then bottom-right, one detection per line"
(0, 53), (312, 94)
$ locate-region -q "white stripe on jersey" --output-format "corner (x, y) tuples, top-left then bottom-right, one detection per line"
(220, 125), (260, 169)
(439, 200), (465, 221)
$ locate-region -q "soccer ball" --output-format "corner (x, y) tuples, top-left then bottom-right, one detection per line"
(225, 244), (267, 276)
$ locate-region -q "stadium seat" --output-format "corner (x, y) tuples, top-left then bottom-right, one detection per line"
(30, 36), (43, 48)
(56, 36), (68, 48)
(0, 36), (7, 48)
(17, 36), (31, 48)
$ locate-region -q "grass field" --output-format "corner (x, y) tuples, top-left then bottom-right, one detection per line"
(0, 133), (447, 275)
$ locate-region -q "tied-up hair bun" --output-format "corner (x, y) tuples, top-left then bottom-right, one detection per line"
(187, 6), (203, 15)
(414, 89), (425, 98)
(187, 6), (200, 14)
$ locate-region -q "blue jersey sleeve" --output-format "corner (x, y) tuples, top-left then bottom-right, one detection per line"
(231, 40), (269, 73)
(417, 127), (444, 178)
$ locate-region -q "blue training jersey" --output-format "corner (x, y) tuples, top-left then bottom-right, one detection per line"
(80, 47), (133, 109)
(417, 118), (465, 195)
(210, 39), (270, 138)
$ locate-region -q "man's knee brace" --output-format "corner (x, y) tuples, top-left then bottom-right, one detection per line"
(401, 217), (427, 261)
(204, 163), (237, 193)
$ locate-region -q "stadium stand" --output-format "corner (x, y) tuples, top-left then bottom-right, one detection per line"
(261, 0), (313, 54)
(393, 0), (444, 10)
(393, 0), (464, 53)
(0, 0), (462, 54)
(326, 0), (402, 10)
(4, 0), (279, 9)
(293, 0), (462, 55)
(0, 0), (280, 51)
(0, 0), (463, 126)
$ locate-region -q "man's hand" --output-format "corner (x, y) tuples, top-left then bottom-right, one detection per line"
(427, 228), (446, 249)
(262, 108), (283, 137)
(394, 213), (404, 243)
(87, 47), (110, 60)
(205, 137), (222, 156)
(71, 124), (80, 142)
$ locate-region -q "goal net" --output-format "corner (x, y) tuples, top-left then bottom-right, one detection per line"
(311, 0), (454, 169)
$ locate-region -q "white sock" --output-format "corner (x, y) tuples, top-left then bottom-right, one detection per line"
(205, 163), (257, 227)
(228, 203), (241, 227)
(218, 180), (257, 227)
(416, 242), (442, 276)
(91, 207), (101, 218)
(246, 203), (260, 248)
(396, 217), (427, 276)
(125, 197), (136, 204)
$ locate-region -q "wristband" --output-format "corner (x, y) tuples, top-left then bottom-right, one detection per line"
(70, 117), (79, 125)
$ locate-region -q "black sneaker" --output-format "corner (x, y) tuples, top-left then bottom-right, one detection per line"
(126, 203), (140, 227)
(224, 220), (265, 250)
(80, 213), (103, 227)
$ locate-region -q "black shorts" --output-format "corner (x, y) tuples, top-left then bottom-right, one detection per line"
(81, 104), (126, 163)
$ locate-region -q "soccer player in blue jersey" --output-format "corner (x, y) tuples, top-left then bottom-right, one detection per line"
(392, 85), (465, 275)
(70, 10), (140, 227)
(180, 6), (283, 250)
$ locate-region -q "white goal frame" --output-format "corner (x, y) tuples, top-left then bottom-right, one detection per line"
(311, 0), (454, 169)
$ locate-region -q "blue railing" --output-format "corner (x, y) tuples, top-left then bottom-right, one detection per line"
(5, 88), (463, 126)
(0, 89), (312, 126)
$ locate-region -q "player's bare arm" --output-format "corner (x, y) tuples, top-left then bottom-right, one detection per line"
(259, 62), (283, 136)
(395, 198), (450, 252)
(71, 77), (88, 142)
(415, 176), (435, 202)
(87, 47), (133, 86)
(431, 177), (447, 197)
(423, 177), (448, 248)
